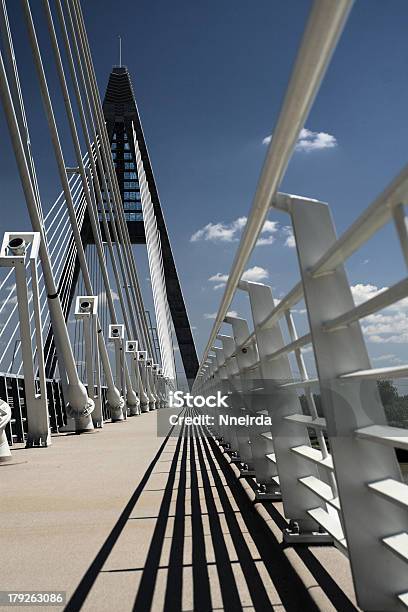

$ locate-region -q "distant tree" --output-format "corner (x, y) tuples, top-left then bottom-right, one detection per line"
(299, 393), (323, 417)
(300, 380), (408, 427)
(377, 379), (399, 407)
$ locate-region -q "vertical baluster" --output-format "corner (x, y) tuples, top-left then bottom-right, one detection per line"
(289, 194), (407, 609)
(242, 280), (325, 535)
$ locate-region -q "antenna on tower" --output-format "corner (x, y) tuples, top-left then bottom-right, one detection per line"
(119, 35), (122, 67)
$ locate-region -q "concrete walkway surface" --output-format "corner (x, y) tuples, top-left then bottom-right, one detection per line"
(1, 411), (359, 611)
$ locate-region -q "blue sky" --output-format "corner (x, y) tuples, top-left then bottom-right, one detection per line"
(1, 0), (408, 382)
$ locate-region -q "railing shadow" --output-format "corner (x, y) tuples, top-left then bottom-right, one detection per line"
(206, 431), (359, 612)
(198, 428), (319, 612)
(63, 429), (175, 611)
(64, 413), (353, 611)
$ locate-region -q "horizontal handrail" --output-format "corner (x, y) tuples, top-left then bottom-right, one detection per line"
(266, 332), (311, 362)
(340, 365), (408, 381)
(323, 278), (408, 331)
(310, 163), (408, 277)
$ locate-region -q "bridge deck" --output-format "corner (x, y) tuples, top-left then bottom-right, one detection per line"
(2, 413), (359, 611)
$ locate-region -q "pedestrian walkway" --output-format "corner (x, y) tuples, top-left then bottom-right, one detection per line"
(2, 411), (359, 611)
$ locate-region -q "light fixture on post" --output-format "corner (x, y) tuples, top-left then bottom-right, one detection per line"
(155, 367), (166, 409)
(136, 350), (150, 413)
(145, 357), (157, 411)
(108, 324), (126, 420)
(73, 296), (103, 428)
(124, 340), (140, 416)
(152, 364), (164, 409)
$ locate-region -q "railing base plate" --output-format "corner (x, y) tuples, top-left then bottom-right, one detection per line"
(254, 491), (282, 501)
(219, 442), (231, 450)
(283, 529), (333, 545)
(228, 456), (242, 463)
(240, 469), (256, 477)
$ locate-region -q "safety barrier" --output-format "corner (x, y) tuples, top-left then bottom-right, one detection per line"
(0, 373), (117, 447)
(194, 0), (408, 609)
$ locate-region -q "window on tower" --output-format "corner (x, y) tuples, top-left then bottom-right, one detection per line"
(124, 191), (138, 200)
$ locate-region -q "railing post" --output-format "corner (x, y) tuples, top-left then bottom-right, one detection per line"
(199, 352), (215, 432)
(136, 351), (150, 413)
(155, 367), (166, 409)
(213, 347), (229, 442)
(206, 356), (218, 414)
(288, 194), (407, 610)
(224, 315), (258, 472)
(145, 357), (157, 410)
(108, 324), (126, 421)
(74, 296), (103, 428)
(125, 341), (141, 416)
(216, 334), (241, 456)
(242, 280), (325, 533)
(284, 309), (338, 496)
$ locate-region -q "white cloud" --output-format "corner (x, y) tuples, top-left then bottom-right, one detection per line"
(209, 274), (228, 281)
(372, 354), (403, 365)
(208, 272), (229, 290)
(204, 310), (238, 320)
(208, 266), (269, 290)
(262, 127), (337, 153)
(256, 235), (275, 246)
(191, 216), (278, 247)
(241, 266), (269, 282)
(282, 226), (295, 248)
(227, 310), (238, 318)
(296, 128), (337, 152)
(204, 312), (216, 319)
(351, 283), (408, 344)
(256, 219), (279, 247)
(351, 283), (386, 305)
(263, 220), (279, 233)
(190, 216), (247, 243)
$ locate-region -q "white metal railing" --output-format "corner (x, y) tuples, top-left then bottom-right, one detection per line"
(193, 1), (408, 610)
